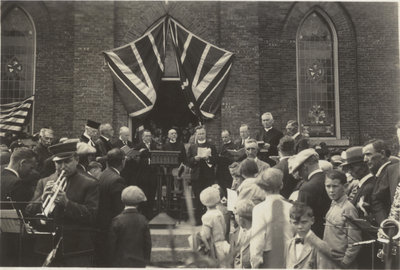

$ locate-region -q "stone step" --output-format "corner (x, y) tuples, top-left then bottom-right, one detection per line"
(150, 247), (192, 264)
(150, 222), (200, 264)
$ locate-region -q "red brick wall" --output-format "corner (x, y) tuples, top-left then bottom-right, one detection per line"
(3, 1), (398, 148)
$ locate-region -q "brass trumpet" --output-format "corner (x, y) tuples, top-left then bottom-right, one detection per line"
(42, 170), (67, 217)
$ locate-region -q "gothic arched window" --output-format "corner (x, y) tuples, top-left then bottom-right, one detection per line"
(1, 6), (36, 105)
(297, 10), (339, 138)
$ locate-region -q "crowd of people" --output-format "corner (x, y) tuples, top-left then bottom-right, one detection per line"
(0, 113), (399, 268)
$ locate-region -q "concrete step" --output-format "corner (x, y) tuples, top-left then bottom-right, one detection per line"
(150, 222), (200, 264)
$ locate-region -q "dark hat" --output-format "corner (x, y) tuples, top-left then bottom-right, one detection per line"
(86, 120), (100, 129)
(49, 141), (77, 161)
(342, 146), (364, 167)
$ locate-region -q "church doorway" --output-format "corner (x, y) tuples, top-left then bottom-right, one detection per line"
(131, 80), (198, 145)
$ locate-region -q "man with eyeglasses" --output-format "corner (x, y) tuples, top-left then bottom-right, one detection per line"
(26, 141), (99, 267)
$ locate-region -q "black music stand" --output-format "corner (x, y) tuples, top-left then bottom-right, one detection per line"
(149, 150), (180, 228)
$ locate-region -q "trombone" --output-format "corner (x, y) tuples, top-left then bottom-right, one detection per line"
(42, 170), (67, 217)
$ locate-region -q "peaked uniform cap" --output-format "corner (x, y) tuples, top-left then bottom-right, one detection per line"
(86, 120), (100, 129)
(342, 146), (364, 167)
(49, 141), (77, 161)
(288, 148), (319, 174)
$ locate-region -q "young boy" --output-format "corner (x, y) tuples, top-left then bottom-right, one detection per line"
(230, 199), (254, 268)
(108, 186), (151, 267)
(286, 202), (317, 269)
(304, 170), (361, 269)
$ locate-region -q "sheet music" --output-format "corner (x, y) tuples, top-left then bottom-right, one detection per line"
(197, 147), (211, 158)
(227, 188), (238, 211)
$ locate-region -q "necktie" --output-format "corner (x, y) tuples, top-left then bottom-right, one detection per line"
(348, 185), (359, 201)
(295, 238), (304, 245)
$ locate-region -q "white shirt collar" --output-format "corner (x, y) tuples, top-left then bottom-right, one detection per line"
(83, 131), (91, 140)
(169, 139), (176, 143)
(197, 139), (206, 144)
(124, 206), (137, 210)
(264, 127), (273, 132)
(101, 135), (109, 142)
(110, 166), (120, 175)
(376, 161), (391, 177)
(308, 169), (324, 180)
(292, 132), (300, 140)
(119, 136), (127, 144)
(5, 167), (20, 178)
(279, 156), (290, 161)
(358, 173), (373, 187)
(224, 140), (232, 145)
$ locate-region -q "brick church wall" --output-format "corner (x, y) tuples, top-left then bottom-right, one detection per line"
(3, 1), (398, 147)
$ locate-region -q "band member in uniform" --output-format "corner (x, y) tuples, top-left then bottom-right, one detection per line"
(25, 141), (99, 267)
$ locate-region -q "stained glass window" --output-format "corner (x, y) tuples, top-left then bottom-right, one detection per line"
(297, 11), (339, 138)
(1, 6), (35, 104)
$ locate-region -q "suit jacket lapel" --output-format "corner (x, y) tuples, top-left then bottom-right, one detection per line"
(296, 243), (312, 264)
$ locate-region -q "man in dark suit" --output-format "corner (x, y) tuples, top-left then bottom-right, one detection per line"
(80, 119), (100, 148)
(134, 129), (158, 220)
(342, 146), (376, 269)
(25, 141), (99, 267)
(235, 124), (251, 150)
(33, 128), (54, 177)
(114, 126), (137, 187)
(288, 148), (331, 238)
(113, 126), (134, 148)
(216, 130), (235, 196)
(187, 126), (218, 224)
(274, 136), (298, 199)
(362, 139), (400, 226)
(285, 120), (309, 154)
(163, 128), (187, 164)
(0, 147), (37, 267)
(256, 112), (283, 166)
(95, 123), (114, 157)
(96, 148), (127, 267)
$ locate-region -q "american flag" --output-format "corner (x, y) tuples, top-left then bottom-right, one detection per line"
(0, 96), (34, 137)
(168, 17), (234, 120)
(103, 16), (167, 118)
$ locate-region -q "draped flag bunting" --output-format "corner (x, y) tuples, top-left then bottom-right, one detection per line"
(168, 17), (234, 120)
(0, 96), (34, 137)
(103, 16), (167, 118)
(104, 15), (234, 121)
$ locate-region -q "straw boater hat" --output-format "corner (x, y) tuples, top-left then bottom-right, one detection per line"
(200, 186), (220, 207)
(121, 186), (147, 206)
(288, 148), (319, 174)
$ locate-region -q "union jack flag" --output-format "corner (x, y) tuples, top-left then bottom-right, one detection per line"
(168, 17), (234, 120)
(0, 96), (34, 137)
(103, 16), (167, 118)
